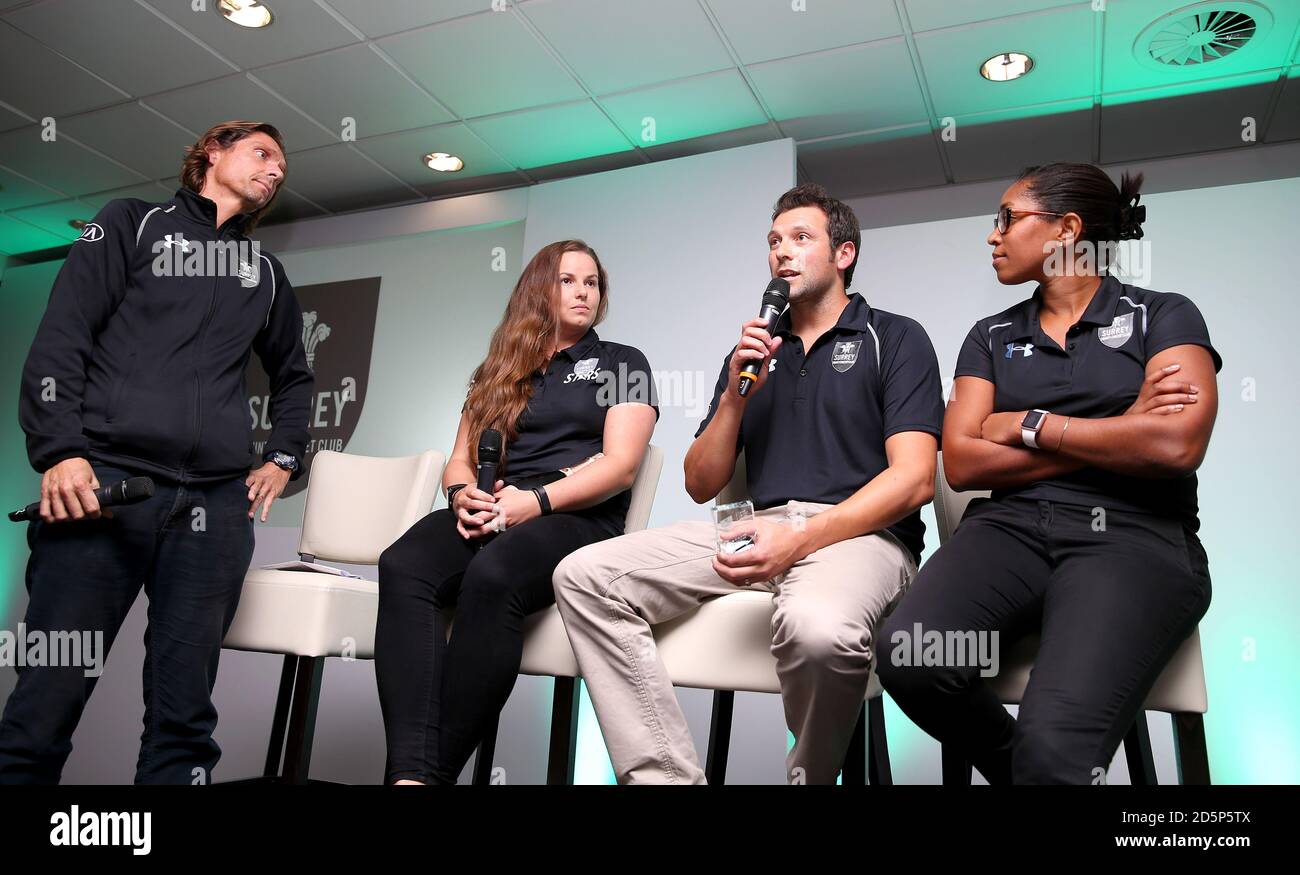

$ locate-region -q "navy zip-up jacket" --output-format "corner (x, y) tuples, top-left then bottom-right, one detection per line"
(19, 186), (313, 484)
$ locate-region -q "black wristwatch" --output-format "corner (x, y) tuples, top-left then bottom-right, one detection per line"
(264, 450), (299, 473)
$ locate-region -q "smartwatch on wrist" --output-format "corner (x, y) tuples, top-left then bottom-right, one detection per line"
(1020, 409), (1049, 449)
(446, 483), (468, 506)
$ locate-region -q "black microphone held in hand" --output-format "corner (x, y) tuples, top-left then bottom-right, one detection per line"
(474, 429), (503, 547)
(8, 476), (155, 522)
(737, 277), (790, 397)
(477, 428), (502, 496)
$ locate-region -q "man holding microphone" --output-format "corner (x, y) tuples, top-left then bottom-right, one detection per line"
(554, 184), (945, 783)
(0, 121), (313, 784)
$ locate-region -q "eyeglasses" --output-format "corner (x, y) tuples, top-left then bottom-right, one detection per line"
(994, 207), (1065, 234)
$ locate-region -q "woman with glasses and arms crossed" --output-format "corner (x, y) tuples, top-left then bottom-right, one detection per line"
(875, 163), (1220, 783)
(375, 240), (657, 785)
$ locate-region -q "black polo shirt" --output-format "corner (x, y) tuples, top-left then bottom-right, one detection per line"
(503, 328), (657, 525)
(695, 293), (944, 563)
(954, 273), (1222, 529)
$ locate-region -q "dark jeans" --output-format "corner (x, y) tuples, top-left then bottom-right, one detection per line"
(375, 506), (620, 784)
(875, 496), (1211, 785)
(0, 463), (254, 784)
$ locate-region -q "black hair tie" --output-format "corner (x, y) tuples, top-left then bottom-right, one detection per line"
(1119, 195), (1146, 240)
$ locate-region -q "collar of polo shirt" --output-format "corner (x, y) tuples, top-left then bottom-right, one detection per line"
(556, 328), (600, 361)
(553, 327), (603, 361)
(772, 292), (873, 340)
(1008, 273), (1123, 341)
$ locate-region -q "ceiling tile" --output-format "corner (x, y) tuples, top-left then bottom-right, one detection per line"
(943, 105), (1093, 182)
(0, 21), (125, 117)
(0, 126), (143, 197)
(58, 103), (195, 179)
(5, 0), (234, 95)
(799, 126), (946, 197)
(259, 184), (330, 224)
(276, 142), (418, 213)
(916, 4), (1094, 118)
(353, 122), (514, 189)
(255, 44), (453, 140)
(79, 180), (176, 210)
(1264, 68), (1300, 143)
(1102, 0), (1300, 95)
(0, 102), (30, 132)
(143, 74), (336, 151)
(1100, 82), (1274, 163)
(410, 169), (528, 200)
(706, 0), (901, 65)
(467, 100), (631, 168)
(600, 70), (767, 147)
(748, 40), (928, 139)
(521, 0), (732, 94)
(904, 0), (1085, 33)
(141, 0), (359, 70)
(6, 198), (92, 241)
(379, 11), (584, 118)
(0, 211), (70, 254)
(644, 122), (781, 162)
(0, 162), (66, 211)
(526, 149), (644, 182)
(321, 0), (488, 38)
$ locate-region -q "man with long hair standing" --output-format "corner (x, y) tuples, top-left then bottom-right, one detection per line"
(0, 121), (313, 784)
(375, 240), (657, 785)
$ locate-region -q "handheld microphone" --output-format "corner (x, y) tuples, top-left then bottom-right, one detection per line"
(737, 277), (790, 397)
(476, 429), (502, 496)
(474, 429), (503, 546)
(8, 476), (155, 522)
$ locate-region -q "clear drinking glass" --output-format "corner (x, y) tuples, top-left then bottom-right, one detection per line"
(713, 499), (756, 555)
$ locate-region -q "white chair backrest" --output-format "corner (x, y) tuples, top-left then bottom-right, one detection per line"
(933, 451), (991, 544)
(624, 445), (665, 534)
(298, 449), (445, 565)
(714, 451), (749, 504)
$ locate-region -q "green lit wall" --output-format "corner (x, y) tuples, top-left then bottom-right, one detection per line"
(0, 261), (58, 628)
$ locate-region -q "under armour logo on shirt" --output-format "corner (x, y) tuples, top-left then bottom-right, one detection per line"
(161, 233), (192, 252)
(1005, 342), (1034, 359)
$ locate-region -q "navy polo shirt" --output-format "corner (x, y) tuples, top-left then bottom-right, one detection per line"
(954, 273), (1222, 529)
(695, 293), (945, 563)
(504, 328), (658, 524)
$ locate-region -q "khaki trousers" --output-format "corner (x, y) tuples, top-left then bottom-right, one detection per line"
(553, 501), (916, 784)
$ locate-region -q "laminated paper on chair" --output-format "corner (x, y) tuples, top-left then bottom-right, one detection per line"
(259, 560), (364, 579)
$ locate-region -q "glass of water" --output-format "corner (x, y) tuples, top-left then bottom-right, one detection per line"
(713, 500), (756, 555)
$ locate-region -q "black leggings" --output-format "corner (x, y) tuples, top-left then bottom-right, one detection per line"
(374, 506), (620, 784)
(874, 496), (1211, 784)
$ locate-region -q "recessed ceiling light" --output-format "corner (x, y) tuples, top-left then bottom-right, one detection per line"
(980, 52), (1034, 82)
(424, 152), (464, 172)
(218, 0), (273, 29)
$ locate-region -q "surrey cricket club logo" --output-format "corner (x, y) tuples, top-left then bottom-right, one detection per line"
(831, 340), (861, 373)
(245, 277), (380, 498)
(236, 258), (259, 288)
(1098, 312), (1134, 349)
(302, 311), (330, 368)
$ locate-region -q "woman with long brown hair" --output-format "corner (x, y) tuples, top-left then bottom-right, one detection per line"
(374, 240), (657, 785)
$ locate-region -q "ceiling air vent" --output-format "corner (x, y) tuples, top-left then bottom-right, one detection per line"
(1134, 1), (1273, 69)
